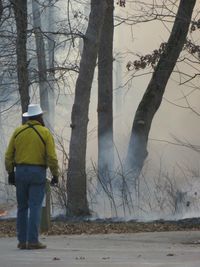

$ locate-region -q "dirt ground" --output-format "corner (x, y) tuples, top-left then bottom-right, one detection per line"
(1, 217), (200, 237)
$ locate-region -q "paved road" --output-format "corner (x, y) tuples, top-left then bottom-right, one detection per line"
(1, 231), (200, 267)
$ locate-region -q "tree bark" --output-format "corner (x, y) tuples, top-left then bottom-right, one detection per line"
(67, 0), (107, 216)
(126, 0), (196, 177)
(97, 0), (114, 187)
(12, 0), (29, 113)
(47, 0), (56, 130)
(0, 0), (3, 22)
(32, 0), (50, 127)
(0, 75), (7, 193)
(32, 0), (52, 231)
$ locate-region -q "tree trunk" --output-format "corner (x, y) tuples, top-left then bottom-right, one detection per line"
(67, 0), (107, 217)
(0, 0), (3, 22)
(32, 0), (50, 127)
(97, 0), (114, 187)
(0, 75), (7, 197)
(126, 0), (196, 177)
(47, 0), (56, 130)
(32, 0), (51, 231)
(12, 0), (29, 113)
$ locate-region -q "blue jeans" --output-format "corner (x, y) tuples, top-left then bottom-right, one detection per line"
(15, 165), (46, 244)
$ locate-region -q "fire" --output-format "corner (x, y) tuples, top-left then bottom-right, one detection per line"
(0, 210), (8, 217)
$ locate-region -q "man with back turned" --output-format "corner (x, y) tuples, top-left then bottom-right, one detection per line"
(5, 104), (59, 249)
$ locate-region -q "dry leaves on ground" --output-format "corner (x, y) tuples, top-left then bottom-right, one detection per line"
(1, 217), (200, 237)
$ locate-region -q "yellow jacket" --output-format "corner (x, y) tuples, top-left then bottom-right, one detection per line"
(5, 120), (59, 177)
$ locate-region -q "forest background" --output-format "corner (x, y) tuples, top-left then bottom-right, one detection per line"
(0, 0), (200, 222)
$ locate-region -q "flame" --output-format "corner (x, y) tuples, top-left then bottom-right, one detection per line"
(0, 210), (8, 217)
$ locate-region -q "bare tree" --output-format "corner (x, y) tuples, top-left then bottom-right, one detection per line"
(126, 0), (196, 177)
(67, 0), (107, 216)
(12, 0), (29, 113)
(47, 0), (56, 129)
(32, 0), (50, 126)
(97, 0), (114, 186)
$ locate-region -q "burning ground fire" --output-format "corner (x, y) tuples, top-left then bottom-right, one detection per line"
(0, 210), (8, 217)
(0, 203), (16, 218)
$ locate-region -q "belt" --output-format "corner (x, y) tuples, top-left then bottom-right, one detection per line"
(15, 163), (47, 169)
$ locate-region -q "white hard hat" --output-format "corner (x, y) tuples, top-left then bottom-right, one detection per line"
(22, 104), (43, 117)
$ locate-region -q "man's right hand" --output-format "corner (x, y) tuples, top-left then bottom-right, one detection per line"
(8, 172), (15, 186)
